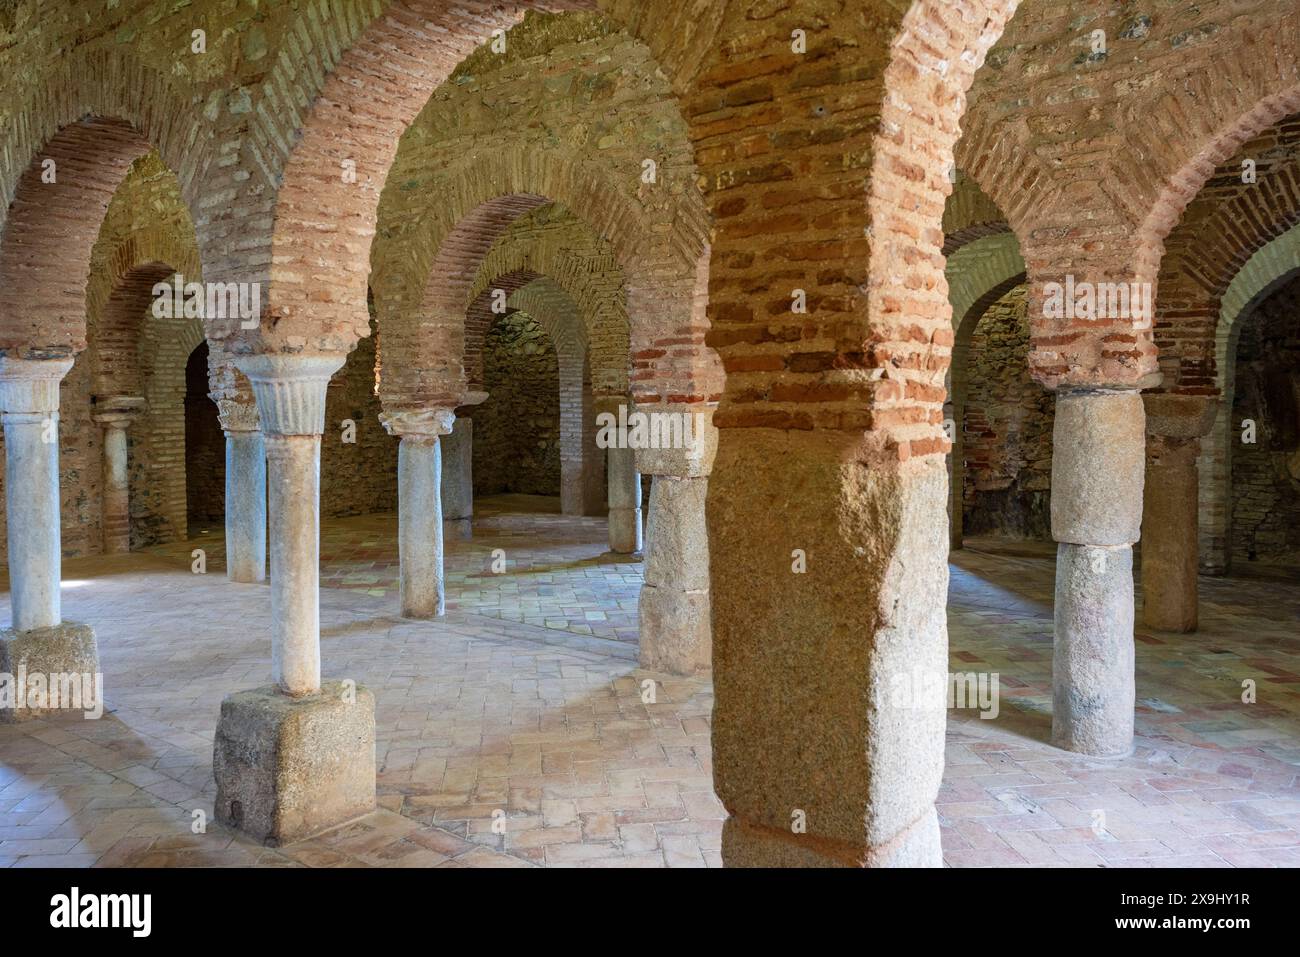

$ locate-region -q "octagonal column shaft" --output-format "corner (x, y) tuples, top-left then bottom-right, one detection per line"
(237, 354), (344, 697)
(1050, 389), (1144, 756)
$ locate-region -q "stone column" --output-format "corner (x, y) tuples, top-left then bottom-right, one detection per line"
(710, 429), (949, 867)
(218, 399), (266, 584)
(637, 405), (716, 675)
(382, 407), (455, 619)
(214, 353), (375, 845)
(440, 414), (474, 540)
(601, 398), (641, 554)
(0, 358), (99, 723)
(607, 445), (642, 554)
(92, 396), (145, 556)
(1050, 389), (1145, 756)
(1141, 394), (1218, 633)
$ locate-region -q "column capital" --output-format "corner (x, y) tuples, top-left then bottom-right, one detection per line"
(380, 406), (455, 439)
(234, 353), (345, 436)
(1142, 392), (1218, 440)
(0, 357), (74, 414)
(91, 395), (146, 429)
(216, 397), (261, 433)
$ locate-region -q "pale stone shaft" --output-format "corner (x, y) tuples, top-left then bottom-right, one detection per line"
(265, 433), (322, 695)
(0, 358), (73, 632)
(1050, 389), (1145, 756)
(400, 435), (445, 618)
(225, 429), (267, 583)
(101, 423), (130, 554)
(607, 444), (642, 553)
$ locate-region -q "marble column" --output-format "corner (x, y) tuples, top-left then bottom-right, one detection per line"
(214, 353), (375, 844)
(382, 407), (455, 619)
(0, 358), (99, 722)
(440, 414), (474, 540)
(1050, 389), (1145, 756)
(636, 405), (717, 675)
(235, 354), (343, 696)
(93, 396), (145, 555)
(218, 400), (266, 584)
(1140, 394), (1218, 633)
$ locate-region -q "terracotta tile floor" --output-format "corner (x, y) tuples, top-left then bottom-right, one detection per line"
(1, 498), (1298, 867)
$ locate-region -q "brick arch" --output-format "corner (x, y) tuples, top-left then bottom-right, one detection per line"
(509, 278), (605, 515)
(0, 48), (213, 359)
(948, 4), (1300, 392)
(1156, 113), (1300, 394)
(946, 263), (1028, 551)
(946, 234), (1026, 346)
(377, 145), (708, 411)
(88, 229), (203, 400)
(1199, 226), (1300, 573)
(260, 0), (721, 362)
(942, 175), (1013, 256)
(469, 212), (630, 399)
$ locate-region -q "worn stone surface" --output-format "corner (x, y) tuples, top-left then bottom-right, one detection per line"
(639, 476), (710, 675)
(1052, 544), (1136, 757)
(1050, 391), (1146, 546)
(709, 428), (949, 867)
(0, 621), (98, 723)
(213, 681), (377, 846)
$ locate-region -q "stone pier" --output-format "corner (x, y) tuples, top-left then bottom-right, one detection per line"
(1049, 390), (1145, 756)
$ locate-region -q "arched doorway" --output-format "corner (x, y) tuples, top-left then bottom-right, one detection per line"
(184, 341), (224, 534)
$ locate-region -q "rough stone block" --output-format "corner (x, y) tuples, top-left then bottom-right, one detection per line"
(213, 681), (376, 845)
(1051, 390), (1145, 545)
(0, 622), (99, 723)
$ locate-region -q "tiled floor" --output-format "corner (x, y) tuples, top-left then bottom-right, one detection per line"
(1, 499), (1298, 867)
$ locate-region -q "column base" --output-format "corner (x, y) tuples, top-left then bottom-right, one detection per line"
(213, 681), (376, 845)
(638, 584), (710, 675)
(721, 807), (942, 867)
(0, 622), (99, 723)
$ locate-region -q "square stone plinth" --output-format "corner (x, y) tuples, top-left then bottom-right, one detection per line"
(213, 681), (376, 845)
(0, 621), (99, 723)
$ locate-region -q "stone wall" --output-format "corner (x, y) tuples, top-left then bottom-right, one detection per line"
(1229, 276), (1300, 566)
(961, 285), (1054, 540)
(472, 312), (561, 497)
(322, 322), (398, 518)
(184, 342), (225, 531)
